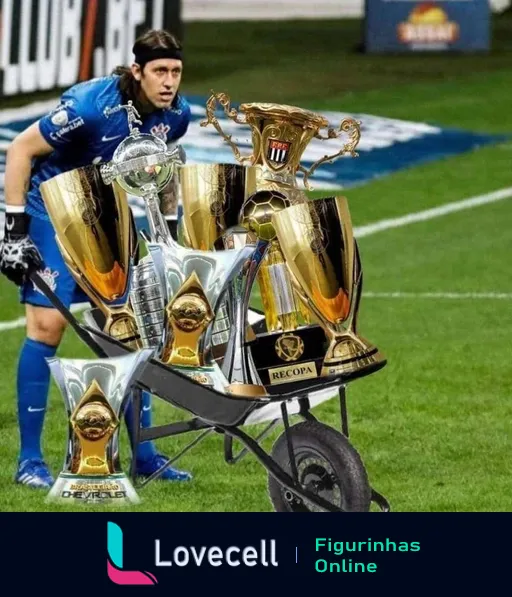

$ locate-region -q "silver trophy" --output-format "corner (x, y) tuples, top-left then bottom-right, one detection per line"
(145, 235), (267, 396)
(217, 229), (269, 395)
(99, 103), (269, 398)
(46, 349), (153, 505)
(100, 101), (182, 246)
(130, 254), (166, 349)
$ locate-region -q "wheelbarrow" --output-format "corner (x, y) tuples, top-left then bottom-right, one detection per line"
(31, 271), (390, 513)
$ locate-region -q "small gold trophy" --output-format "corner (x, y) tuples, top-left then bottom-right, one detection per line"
(161, 271), (214, 368)
(200, 91), (361, 194)
(46, 349), (153, 505)
(40, 165), (141, 348)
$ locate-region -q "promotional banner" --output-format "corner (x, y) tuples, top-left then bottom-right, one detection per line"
(1, 513), (512, 590)
(364, 0), (491, 53)
(0, 0), (182, 97)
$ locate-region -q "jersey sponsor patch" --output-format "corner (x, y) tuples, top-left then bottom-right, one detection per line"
(49, 117), (84, 141)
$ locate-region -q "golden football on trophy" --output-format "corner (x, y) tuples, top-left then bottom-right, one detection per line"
(240, 190), (291, 242)
(171, 295), (211, 332)
(74, 402), (114, 441)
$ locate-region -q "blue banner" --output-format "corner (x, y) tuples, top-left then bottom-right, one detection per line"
(365, 0), (491, 53)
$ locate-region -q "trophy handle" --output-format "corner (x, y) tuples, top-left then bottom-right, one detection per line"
(298, 118), (361, 190)
(199, 91), (255, 165)
(334, 196), (355, 303)
(346, 241), (364, 335)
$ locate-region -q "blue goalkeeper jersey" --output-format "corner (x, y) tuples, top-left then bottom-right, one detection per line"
(27, 74), (191, 220)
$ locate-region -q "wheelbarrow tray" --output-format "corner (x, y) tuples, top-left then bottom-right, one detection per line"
(83, 321), (358, 427)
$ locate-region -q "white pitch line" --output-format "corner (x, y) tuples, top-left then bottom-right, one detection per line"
(363, 292), (512, 300)
(1, 185), (512, 332)
(354, 186), (512, 238)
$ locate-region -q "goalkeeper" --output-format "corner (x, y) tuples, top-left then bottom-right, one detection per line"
(0, 29), (192, 488)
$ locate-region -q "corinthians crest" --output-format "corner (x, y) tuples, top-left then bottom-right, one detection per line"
(79, 196), (100, 226)
(33, 267), (59, 294)
(151, 123), (171, 142)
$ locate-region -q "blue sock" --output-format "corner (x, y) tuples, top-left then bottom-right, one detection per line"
(17, 338), (57, 463)
(124, 390), (157, 462)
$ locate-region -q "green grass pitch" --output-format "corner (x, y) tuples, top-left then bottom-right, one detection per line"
(1, 16), (511, 511)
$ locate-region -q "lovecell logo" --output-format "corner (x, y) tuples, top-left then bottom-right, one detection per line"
(107, 522), (158, 585)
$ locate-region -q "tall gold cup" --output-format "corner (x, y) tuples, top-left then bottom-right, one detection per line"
(272, 196), (386, 378)
(40, 165), (140, 347)
(179, 163), (259, 250)
(178, 163), (259, 353)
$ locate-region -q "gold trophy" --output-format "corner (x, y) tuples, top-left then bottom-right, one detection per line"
(200, 91), (361, 339)
(272, 196), (386, 379)
(200, 91), (361, 194)
(40, 165), (140, 348)
(161, 271), (214, 368)
(177, 163), (269, 394)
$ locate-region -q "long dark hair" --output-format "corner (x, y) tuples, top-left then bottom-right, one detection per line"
(112, 29), (183, 109)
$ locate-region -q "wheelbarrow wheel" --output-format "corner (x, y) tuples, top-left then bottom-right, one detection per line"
(267, 420), (371, 512)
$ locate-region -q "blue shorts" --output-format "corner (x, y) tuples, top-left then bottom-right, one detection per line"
(20, 215), (90, 309)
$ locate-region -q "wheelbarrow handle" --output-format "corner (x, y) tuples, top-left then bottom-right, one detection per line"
(28, 271), (107, 358)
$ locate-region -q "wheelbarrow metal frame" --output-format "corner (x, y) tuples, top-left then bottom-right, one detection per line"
(30, 271), (390, 513)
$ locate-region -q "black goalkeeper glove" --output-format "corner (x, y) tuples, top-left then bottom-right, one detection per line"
(0, 210), (42, 286)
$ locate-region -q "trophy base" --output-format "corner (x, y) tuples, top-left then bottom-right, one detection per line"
(172, 363), (229, 394)
(248, 325), (327, 395)
(46, 473), (140, 506)
(321, 338), (387, 381)
(225, 382), (269, 399)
